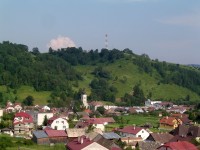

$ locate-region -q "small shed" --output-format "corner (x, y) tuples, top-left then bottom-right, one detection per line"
(45, 130), (68, 144)
(32, 131), (50, 145)
(102, 132), (121, 140)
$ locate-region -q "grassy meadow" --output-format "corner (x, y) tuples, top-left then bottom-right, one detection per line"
(75, 58), (200, 102)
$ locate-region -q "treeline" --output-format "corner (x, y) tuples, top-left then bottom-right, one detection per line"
(0, 41), (81, 91)
(49, 47), (124, 65)
(133, 54), (200, 95)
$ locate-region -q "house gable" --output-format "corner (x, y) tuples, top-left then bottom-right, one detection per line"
(82, 142), (108, 150)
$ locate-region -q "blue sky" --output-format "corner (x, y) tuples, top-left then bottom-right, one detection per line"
(0, 0), (200, 64)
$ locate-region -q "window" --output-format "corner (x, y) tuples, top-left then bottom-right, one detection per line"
(63, 126), (66, 129)
(54, 126), (57, 130)
(62, 121), (64, 124)
(56, 121), (59, 123)
(142, 131), (144, 133)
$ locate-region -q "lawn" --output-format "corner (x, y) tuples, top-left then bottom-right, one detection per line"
(7, 144), (65, 150)
(16, 86), (51, 105)
(0, 134), (65, 150)
(0, 85), (51, 105)
(105, 114), (164, 132)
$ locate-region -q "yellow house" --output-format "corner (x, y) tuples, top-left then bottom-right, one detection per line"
(159, 116), (182, 130)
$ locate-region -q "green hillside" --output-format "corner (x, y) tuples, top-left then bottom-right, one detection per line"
(0, 41), (200, 106)
(0, 85), (51, 105)
(75, 58), (200, 102)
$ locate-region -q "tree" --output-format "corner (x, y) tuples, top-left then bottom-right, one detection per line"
(32, 47), (40, 55)
(43, 115), (48, 126)
(22, 95), (34, 106)
(97, 106), (105, 115)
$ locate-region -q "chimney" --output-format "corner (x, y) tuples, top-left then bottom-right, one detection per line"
(80, 137), (83, 144)
(133, 124), (136, 130)
(78, 136), (80, 143)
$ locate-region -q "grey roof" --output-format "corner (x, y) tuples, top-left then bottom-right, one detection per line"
(102, 132), (121, 139)
(33, 131), (48, 139)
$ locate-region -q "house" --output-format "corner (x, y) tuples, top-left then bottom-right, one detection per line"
(14, 103), (22, 111)
(167, 105), (189, 114)
(0, 108), (3, 117)
(32, 130), (50, 145)
(66, 135), (109, 150)
(6, 101), (15, 113)
(116, 126), (150, 140)
(145, 99), (161, 107)
(45, 129), (68, 143)
(169, 124), (200, 142)
(159, 116), (182, 130)
(13, 111), (34, 135)
(157, 141), (198, 150)
(47, 116), (69, 130)
(1, 128), (13, 136)
(170, 113), (192, 125)
(121, 137), (143, 149)
(93, 134), (122, 150)
(146, 133), (174, 144)
(136, 141), (161, 150)
(37, 112), (54, 126)
(66, 128), (86, 139)
(6, 101), (22, 113)
(89, 101), (104, 111)
(102, 132), (121, 140)
(128, 107), (144, 114)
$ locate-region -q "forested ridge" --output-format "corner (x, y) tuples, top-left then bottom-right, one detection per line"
(0, 41), (200, 107)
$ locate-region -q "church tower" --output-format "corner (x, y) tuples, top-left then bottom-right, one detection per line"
(81, 94), (88, 109)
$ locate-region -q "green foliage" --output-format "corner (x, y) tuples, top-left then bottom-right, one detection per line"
(1, 41), (200, 106)
(43, 115), (48, 126)
(22, 95), (34, 106)
(97, 106), (106, 115)
(89, 78), (117, 102)
(92, 66), (111, 79)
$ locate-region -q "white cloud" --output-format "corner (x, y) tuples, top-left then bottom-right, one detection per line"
(157, 12), (200, 28)
(47, 36), (76, 50)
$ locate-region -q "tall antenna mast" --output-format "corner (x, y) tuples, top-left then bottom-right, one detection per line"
(105, 34), (108, 49)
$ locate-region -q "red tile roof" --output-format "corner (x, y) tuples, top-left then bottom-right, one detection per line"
(116, 126), (144, 135)
(43, 126), (54, 131)
(47, 116), (59, 125)
(158, 141), (198, 150)
(13, 112), (33, 125)
(87, 117), (115, 124)
(66, 136), (93, 150)
(45, 130), (67, 137)
(15, 112), (30, 118)
(159, 116), (179, 126)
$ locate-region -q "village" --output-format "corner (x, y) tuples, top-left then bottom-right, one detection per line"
(0, 94), (199, 150)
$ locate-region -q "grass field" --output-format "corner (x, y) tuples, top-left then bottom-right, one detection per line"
(0, 85), (51, 105)
(0, 134), (65, 150)
(105, 114), (169, 133)
(16, 86), (51, 105)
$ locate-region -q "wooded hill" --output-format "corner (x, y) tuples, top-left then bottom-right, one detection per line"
(0, 41), (200, 106)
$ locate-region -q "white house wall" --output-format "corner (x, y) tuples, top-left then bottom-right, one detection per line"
(136, 129), (149, 140)
(50, 118), (69, 130)
(82, 142), (108, 150)
(37, 113), (53, 126)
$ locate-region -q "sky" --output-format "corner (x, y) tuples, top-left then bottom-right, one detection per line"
(0, 0), (200, 64)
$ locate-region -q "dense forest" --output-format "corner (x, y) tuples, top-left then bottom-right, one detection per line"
(0, 41), (200, 107)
